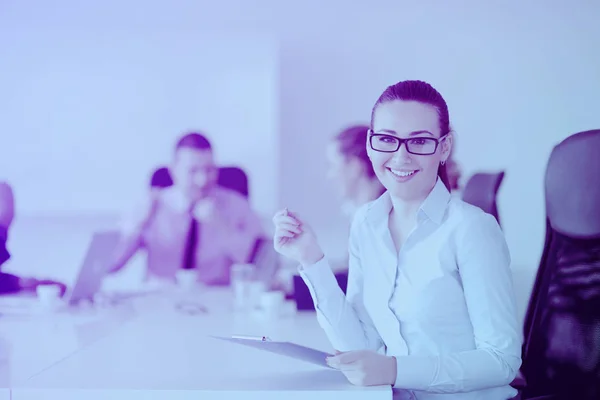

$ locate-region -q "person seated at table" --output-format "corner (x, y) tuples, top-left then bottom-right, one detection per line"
(327, 123), (387, 273)
(445, 148), (461, 192)
(0, 181), (67, 295)
(108, 132), (265, 286)
(272, 80), (521, 399)
(327, 124), (386, 220)
(273, 124), (387, 298)
(290, 124), (387, 295)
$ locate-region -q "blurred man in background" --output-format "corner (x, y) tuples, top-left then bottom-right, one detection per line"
(108, 132), (265, 286)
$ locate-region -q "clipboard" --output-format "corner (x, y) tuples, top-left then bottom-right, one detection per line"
(211, 335), (333, 369)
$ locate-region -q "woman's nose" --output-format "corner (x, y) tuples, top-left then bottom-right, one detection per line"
(392, 142), (413, 162)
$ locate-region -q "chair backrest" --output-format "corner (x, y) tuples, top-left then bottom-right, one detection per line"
(461, 171), (505, 226)
(216, 166), (249, 198)
(520, 129), (600, 399)
(149, 166), (249, 198)
(150, 167), (173, 188)
(544, 129), (600, 238)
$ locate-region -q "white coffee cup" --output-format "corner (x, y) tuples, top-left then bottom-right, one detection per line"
(259, 290), (285, 317)
(176, 269), (197, 290)
(36, 284), (62, 310)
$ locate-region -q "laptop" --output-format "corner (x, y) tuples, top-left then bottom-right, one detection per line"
(65, 230), (122, 306)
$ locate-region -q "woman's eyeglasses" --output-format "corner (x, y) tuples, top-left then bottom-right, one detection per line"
(369, 130), (447, 155)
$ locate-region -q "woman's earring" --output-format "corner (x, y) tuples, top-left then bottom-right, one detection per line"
(441, 160), (446, 166)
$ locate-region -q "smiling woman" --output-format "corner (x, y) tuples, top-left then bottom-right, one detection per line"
(367, 81), (453, 201)
(273, 80), (522, 399)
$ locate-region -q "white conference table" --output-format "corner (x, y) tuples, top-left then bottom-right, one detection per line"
(0, 293), (137, 388)
(2, 286), (392, 400)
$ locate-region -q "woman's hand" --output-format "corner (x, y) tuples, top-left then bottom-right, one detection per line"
(272, 208), (324, 266)
(326, 350), (397, 387)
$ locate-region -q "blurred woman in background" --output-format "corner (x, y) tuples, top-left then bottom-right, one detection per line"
(276, 125), (386, 298)
(444, 139), (462, 192)
(326, 125), (386, 218)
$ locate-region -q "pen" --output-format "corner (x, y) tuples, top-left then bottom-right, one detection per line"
(231, 335), (272, 342)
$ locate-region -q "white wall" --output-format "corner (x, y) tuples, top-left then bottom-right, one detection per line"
(278, 1), (600, 271)
(1, 0), (599, 296)
(0, 5), (278, 217)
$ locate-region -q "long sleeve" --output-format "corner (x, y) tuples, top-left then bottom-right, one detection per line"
(299, 213), (384, 352)
(109, 194), (155, 273)
(393, 212), (522, 393)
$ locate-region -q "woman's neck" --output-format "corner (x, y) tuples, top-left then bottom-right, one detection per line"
(387, 195), (423, 253)
(350, 178), (384, 208)
(389, 180), (436, 227)
(389, 196), (421, 224)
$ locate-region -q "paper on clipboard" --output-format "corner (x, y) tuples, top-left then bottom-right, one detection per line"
(211, 335), (334, 369)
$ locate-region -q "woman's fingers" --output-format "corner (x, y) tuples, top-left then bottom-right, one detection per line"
(274, 208), (289, 218)
(276, 222), (302, 234)
(273, 208), (306, 252)
(273, 215), (301, 226)
(273, 209), (301, 225)
(275, 227), (296, 239)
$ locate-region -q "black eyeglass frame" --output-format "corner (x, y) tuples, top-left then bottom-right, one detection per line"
(368, 129), (448, 155)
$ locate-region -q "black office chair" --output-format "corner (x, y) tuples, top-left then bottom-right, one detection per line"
(149, 166), (249, 198)
(517, 129), (600, 399)
(150, 167), (173, 188)
(462, 171), (505, 226)
(216, 166), (249, 198)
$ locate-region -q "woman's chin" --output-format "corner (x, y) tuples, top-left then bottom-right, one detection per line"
(386, 182), (431, 201)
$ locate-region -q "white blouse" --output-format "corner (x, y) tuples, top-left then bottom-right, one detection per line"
(300, 179), (521, 400)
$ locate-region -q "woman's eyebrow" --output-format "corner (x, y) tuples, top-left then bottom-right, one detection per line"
(408, 130), (434, 136)
(376, 129), (434, 136)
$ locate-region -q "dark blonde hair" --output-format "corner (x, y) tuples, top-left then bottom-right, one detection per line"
(334, 125), (377, 178)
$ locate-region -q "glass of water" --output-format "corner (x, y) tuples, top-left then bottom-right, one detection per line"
(231, 263), (255, 311)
